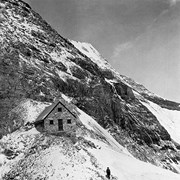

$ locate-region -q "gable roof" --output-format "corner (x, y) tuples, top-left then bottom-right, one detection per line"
(35, 100), (76, 124)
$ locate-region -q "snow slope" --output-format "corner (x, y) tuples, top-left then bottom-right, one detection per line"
(77, 108), (131, 156)
(1, 101), (180, 179)
(15, 99), (50, 124)
(77, 107), (180, 180)
(89, 141), (180, 180)
(141, 100), (180, 144)
(71, 40), (111, 70)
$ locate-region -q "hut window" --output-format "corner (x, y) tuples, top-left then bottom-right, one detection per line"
(67, 119), (71, 124)
(49, 120), (54, 125)
(58, 107), (62, 112)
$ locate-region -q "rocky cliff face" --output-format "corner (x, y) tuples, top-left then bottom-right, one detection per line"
(0, 0), (180, 175)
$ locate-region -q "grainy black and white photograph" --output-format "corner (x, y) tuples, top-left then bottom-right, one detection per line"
(0, 0), (180, 179)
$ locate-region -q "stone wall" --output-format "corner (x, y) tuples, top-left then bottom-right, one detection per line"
(44, 103), (76, 134)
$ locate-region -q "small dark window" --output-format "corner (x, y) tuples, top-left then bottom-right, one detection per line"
(49, 120), (54, 125)
(58, 107), (62, 112)
(67, 119), (71, 124)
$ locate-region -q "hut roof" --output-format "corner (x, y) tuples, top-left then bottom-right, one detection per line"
(35, 100), (76, 124)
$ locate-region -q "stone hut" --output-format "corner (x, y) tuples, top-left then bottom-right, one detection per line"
(34, 100), (77, 134)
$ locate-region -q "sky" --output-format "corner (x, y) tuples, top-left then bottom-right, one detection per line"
(25, 0), (180, 102)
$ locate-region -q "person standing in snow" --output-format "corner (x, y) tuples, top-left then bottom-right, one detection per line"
(106, 167), (111, 179)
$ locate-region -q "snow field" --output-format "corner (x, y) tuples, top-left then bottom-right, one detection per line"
(71, 40), (111, 70)
(141, 100), (180, 145)
(14, 99), (50, 124)
(90, 143), (180, 180)
(77, 102), (180, 180)
(77, 108), (131, 156)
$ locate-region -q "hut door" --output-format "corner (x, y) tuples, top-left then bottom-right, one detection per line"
(58, 119), (63, 131)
